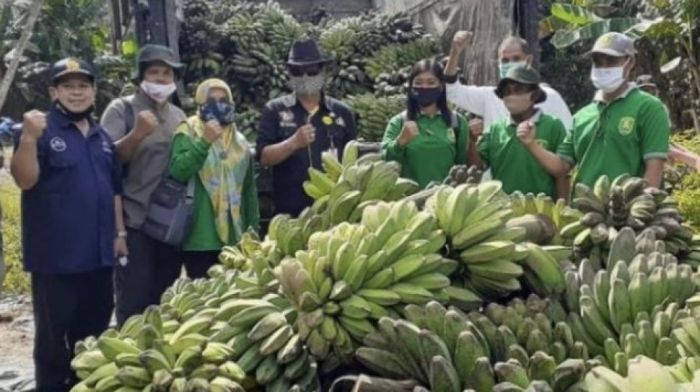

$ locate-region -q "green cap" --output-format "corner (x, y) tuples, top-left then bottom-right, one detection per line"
(134, 44), (183, 80)
(495, 64), (546, 103)
(591, 32), (636, 57)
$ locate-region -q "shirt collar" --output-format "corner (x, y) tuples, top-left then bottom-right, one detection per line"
(593, 83), (636, 103)
(509, 109), (542, 126)
(50, 104), (97, 133)
(281, 92), (333, 112)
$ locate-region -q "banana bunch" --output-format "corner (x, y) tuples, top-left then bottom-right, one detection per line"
(425, 182), (534, 299)
(70, 304), (253, 392)
(345, 94), (406, 142)
(585, 355), (700, 392)
(510, 192), (582, 246)
(278, 200), (480, 362)
(373, 67), (411, 97)
(561, 257), (699, 365)
(357, 308), (589, 392)
(234, 107), (261, 143)
(442, 165), (484, 187)
(681, 235), (700, 268)
(364, 39), (440, 81)
(562, 175), (694, 258)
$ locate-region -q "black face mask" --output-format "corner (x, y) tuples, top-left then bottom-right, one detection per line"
(411, 87), (443, 107)
(55, 101), (94, 122)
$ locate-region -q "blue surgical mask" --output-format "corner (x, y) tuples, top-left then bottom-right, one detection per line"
(200, 100), (236, 125)
(499, 61), (526, 79)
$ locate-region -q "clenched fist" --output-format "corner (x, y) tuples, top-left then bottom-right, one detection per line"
(22, 110), (47, 141)
(203, 120), (224, 143)
(451, 31), (474, 54)
(291, 124), (316, 149)
(469, 117), (484, 139)
(398, 121), (419, 147)
(133, 110), (158, 139)
(517, 121), (536, 146)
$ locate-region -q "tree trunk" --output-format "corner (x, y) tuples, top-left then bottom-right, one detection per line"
(0, 0), (44, 113)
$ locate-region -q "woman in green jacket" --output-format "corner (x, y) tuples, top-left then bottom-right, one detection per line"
(382, 59), (469, 188)
(169, 78), (259, 278)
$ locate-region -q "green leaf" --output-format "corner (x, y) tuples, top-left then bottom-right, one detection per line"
(551, 3), (602, 27)
(551, 17), (639, 48)
(540, 15), (572, 35)
(121, 39), (138, 57)
(630, 17), (682, 39)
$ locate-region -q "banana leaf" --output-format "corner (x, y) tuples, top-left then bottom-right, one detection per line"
(551, 17), (639, 49)
(551, 3), (602, 27)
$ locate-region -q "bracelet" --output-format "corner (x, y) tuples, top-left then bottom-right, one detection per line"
(116, 230), (127, 239)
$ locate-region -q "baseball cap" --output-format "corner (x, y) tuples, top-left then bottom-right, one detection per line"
(51, 58), (95, 84)
(591, 32), (636, 57)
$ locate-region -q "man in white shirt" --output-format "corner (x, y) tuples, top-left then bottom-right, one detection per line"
(444, 32), (573, 132)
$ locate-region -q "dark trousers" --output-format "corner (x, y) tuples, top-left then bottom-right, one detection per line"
(32, 268), (113, 392)
(114, 228), (183, 326)
(182, 251), (219, 279)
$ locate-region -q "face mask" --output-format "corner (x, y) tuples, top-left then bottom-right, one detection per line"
(288, 74), (325, 95)
(411, 87), (442, 107)
(140, 81), (177, 103)
(200, 100), (236, 125)
(55, 100), (94, 122)
(502, 93), (533, 115)
(499, 61), (526, 79)
(591, 62), (627, 93)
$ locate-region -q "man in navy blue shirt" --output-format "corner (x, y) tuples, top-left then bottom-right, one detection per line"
(10, 58), (126, 392)
(257, 39), (357, 216)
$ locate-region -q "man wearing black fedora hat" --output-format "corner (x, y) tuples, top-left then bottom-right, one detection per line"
(257, 39), (357, 217)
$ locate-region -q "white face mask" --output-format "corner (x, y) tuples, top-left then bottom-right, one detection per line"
(140, 81), (176, 103)
(590, 61), (628, 93)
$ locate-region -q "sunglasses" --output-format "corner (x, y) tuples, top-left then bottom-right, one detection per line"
(288, 64), (323, 77)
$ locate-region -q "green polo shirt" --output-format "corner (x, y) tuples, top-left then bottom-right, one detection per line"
(477, 111), (566, 198)
(382, 111), (468, 188)
(557, 86), (669, 187)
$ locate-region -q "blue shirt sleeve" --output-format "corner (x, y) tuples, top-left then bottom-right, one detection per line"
(256, 104), (280, 161)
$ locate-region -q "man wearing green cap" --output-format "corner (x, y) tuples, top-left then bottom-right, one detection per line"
(519, 32), (670, 189)
(100, 44), (187, 326)
(471, 64), (568, 199)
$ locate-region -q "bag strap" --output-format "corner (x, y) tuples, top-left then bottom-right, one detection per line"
(121, 97), (135, 134)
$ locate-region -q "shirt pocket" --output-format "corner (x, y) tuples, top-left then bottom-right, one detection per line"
(43, 150), (81, 194)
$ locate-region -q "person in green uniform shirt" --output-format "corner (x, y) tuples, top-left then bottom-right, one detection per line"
(514, 32), (670, 189)
(470, 64), (569, 199)
(168, 78), (259, 278)
(382, 59), (469, 188)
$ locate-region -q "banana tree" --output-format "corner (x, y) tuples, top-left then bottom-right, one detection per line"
(540, 1), (640, 48)
(628, 0), (700, 131)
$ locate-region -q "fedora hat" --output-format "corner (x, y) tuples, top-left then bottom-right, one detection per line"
(286, 39), (332, 67)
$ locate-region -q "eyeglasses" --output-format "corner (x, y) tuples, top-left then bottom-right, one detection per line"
(288, 64), (322, 77)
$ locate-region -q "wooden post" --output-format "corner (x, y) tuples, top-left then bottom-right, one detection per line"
(0, 0), (44, 113)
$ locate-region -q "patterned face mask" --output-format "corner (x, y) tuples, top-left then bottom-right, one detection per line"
(200, 100), (236, 125)
(288, 74), (325, 95)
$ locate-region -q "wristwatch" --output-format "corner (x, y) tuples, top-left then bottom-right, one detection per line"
(116, 230), (128, 239)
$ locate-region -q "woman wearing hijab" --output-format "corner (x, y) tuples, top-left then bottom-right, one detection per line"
(169, 78), (259, 278)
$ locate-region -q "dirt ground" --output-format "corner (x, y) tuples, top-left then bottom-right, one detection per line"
(0, 295), (34, 392)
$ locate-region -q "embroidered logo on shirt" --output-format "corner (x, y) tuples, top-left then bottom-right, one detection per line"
(322, 115), (333, 125)
(618, 117), (635, 136)
(280, 110), (294, 123)
(447, 128), (456, 143)
(50, 137), (67, 152)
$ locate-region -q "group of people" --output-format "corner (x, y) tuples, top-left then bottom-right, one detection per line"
(11, 29), (672, 391)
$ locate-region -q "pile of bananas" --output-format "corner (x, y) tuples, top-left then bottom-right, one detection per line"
(345, 94), (406, 142)
(357, 301), (589, 392)
(278, 200), (481, 363)
(561, 175), (694, 259)
(585, 355), (700, 392)
(682, 235), (700, 268)
(441, 165), (485, 187)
